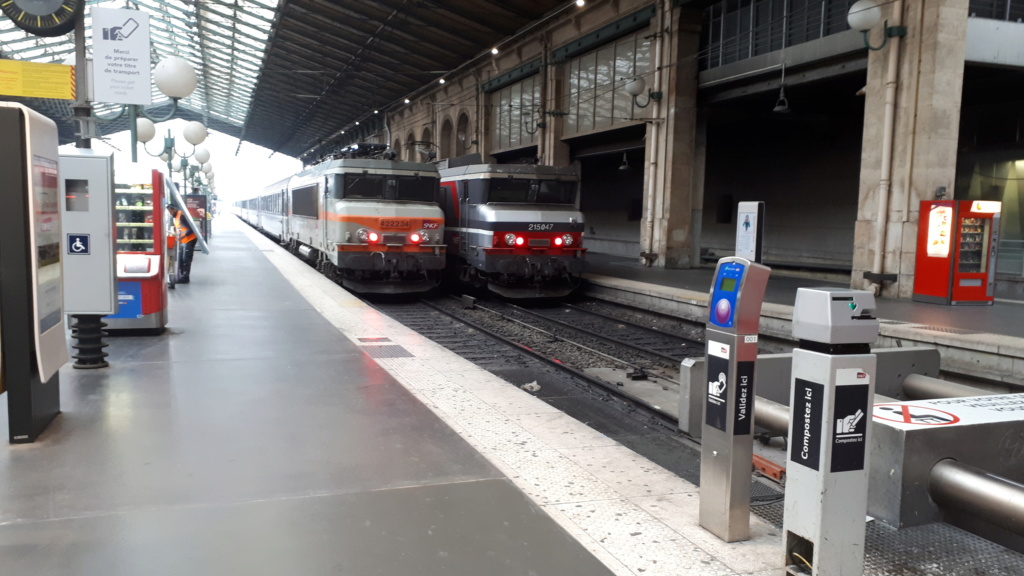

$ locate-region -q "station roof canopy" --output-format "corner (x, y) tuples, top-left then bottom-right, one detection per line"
(0, 0), (568, 159)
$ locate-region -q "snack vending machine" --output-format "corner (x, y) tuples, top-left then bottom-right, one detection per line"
(912, 200), (1001, 305)
(104, 170), (170, 330)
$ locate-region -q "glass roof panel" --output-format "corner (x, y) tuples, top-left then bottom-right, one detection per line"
(0, 0), (281, 130)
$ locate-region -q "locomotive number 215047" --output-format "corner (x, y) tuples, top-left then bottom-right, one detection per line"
(528, 223), (554, 231)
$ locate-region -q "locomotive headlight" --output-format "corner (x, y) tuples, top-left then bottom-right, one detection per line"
(561, 234), (574, 246)
(504, 233), (517, 246)
(409, 232), (422, 244)
(357, 228), (370, 243)
(515, 236), (525, 246)
(417, 230), (430, 243)
(554, 236), (564, 246)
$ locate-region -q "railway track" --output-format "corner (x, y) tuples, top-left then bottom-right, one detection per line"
(426, 296), (709, 420)
(365, 295), (786, 510)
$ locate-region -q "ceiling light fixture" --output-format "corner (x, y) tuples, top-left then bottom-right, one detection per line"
(491, 47), (499, 55)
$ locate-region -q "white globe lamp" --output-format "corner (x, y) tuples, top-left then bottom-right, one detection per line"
(194, 146), (211, 164)
(201, 162), (213, 174)
(624, 76), (646, 98)
(847, 0), (881, 32)
(153, 56), (198, 100)
(182, 121), (208, 146)
(136, 117), (156, 143)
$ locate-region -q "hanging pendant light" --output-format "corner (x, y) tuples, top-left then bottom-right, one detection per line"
(773, 63), (791, 113)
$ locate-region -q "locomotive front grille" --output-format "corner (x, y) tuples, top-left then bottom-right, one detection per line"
(383, 233), (407, 245)
(528, 238), (551, 247)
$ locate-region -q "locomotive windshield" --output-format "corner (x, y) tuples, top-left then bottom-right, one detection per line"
(476, 178), (576, 204)
(331, 173), (439, 202)
(396, 175), (437, 202)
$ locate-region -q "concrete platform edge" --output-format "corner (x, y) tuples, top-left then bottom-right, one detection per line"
(584, 274), (1024, 387)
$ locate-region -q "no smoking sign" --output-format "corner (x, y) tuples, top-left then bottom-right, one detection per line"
(873, 403), (961, 426)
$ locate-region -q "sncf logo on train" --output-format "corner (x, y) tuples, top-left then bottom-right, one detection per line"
(421, 221), (441, 229)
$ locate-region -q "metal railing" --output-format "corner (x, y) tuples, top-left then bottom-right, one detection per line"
(998, 239), (1024, 277)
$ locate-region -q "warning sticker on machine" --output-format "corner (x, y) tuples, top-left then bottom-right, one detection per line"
(873, 394), (1024, 429)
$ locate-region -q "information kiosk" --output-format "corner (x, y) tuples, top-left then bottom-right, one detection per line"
(698, 256), (771, 542)
(783, 288), (878, 575)
(0, 102), (69, 442)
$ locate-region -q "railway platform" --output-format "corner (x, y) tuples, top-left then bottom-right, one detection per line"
(2, 217), (1023, 575)
(583, 252), (1024, 387)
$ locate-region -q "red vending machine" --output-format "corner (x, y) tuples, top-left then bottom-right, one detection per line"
(912, 200), (1001, 305)
(105, 170), (170, 331)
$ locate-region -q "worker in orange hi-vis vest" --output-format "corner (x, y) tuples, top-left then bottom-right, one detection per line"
(166, 203), (197, 284)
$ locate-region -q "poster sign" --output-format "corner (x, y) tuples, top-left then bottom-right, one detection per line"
(705, 341), (730, 432)
(91, 8), (151, 105)
(0, 60), (76, 100)
(925, 205), (953, 258)
(26, 151), (69, 383)
(735, 201), (764, 263)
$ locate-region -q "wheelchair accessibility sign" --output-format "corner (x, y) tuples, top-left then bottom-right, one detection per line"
(68, 234), (90, 255)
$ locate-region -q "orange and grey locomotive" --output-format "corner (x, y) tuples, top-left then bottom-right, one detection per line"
(238, 143), (445, 294)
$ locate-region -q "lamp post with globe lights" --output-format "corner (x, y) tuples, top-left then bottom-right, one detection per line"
(135, 118), (211, 188)
(94, 55), (204, 163)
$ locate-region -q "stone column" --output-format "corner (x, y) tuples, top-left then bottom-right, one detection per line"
(644, 5), (702, 268)
(852, 0), (968, 298)
(542, 40), (571, 167)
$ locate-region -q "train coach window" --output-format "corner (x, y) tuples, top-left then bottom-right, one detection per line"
(396, 176), (437, 202)
(343, 174), (385, 199)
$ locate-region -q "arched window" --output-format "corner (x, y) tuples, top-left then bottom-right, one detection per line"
(440, 118), (454, 159)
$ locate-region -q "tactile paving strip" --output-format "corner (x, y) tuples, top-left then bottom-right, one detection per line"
(359, 344), (413, 358)
(915, 325), (980, 335)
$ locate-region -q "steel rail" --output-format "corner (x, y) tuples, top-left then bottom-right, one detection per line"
(487, 300), (690, 367)
(423, 299), (678, 427)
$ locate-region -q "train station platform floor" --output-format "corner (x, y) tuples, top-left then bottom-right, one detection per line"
(2, 218), (1023, 575)
(583, 252), (1024, 386)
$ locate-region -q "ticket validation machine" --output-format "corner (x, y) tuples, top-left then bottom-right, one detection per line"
(0, 103), (69, 443)
(783, 288), (878, 575)
(59, 150), (117, 316)
(699, 256), (771, 542)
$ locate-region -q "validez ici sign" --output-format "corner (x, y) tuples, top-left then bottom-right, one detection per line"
(91, 8), (151, 105)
